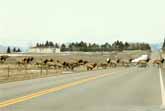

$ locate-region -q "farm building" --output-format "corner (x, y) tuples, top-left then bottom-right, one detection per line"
(28, 47), (61, 53)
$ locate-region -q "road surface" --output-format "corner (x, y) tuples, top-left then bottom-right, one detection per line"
(0, 66), (165, 111)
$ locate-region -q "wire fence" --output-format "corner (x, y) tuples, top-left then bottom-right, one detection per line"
(0, 65), (65, 83)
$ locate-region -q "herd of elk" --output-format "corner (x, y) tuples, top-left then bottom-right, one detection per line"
(0, 54), (165, 71)
(17, 56), (165, 70)
(35, 59), (89, 71)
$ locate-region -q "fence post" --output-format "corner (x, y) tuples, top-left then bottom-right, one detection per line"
(7, 65), (10, 79)
(46, 66), (48, 75)
(40, 65), (43, 76)
(25, 65), (27, 75)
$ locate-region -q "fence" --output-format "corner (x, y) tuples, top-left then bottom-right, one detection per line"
(0, 64), (64, 83)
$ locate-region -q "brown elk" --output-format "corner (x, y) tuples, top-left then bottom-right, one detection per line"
(17, 57), (34, 65)
(153, 58), (165, 67)
(35, 58), (54, 68)
(62, 61), (77, 70)
(62, 59), (88, 71)
(46, 60), (64, 69)
(99, 63), (109, 69)
(120, 58), (133, 67)
(77, 59), (88, 66)
(0, 55), (9, 63)
(98, 58), (111, 69)
(62, 61), (72, 70)
(86, 63), (97, 70)
(137, 58), (150, 67)
(109, 58), (120, 68)
(43, 58), (54, 65)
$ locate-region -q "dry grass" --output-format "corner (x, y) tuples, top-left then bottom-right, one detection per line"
(0, 50), (150, 83)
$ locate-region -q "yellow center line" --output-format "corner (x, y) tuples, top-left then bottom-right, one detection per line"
(0, 73), (110, 108)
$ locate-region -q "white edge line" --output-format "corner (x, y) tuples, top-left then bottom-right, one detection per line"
(159, 68), (165, 107)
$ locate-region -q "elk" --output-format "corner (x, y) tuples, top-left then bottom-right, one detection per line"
(17, 57), (34, 65)
(62, 61), (72, 70)
(153, 58), (165, 67)
(137, 58), (150, 67)
(43, 58), (54, 65)
(109, 58), (120, 68)
(86, 63), (97, 71)
(35, 58), (54, 68)
(98, 58), (111, 69)
(46, 60), (64, 69)
(0, 55), (9, 63)
(62, 59), (88, 71)
(120, 58), (133, 67)
(99, 63), (109, 69)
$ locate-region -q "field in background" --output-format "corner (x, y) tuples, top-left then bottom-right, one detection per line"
(0, 50), (150, 83)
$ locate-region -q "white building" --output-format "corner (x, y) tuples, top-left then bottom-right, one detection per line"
(28, 47), (61, 53)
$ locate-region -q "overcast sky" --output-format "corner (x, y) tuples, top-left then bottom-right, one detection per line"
(0, 0), (164, 47)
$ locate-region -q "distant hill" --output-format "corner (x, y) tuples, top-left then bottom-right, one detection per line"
(150, 43), (162, 51)
(0, 45), (7, 53)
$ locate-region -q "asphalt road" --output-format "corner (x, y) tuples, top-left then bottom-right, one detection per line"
(0, 66), (164, 111)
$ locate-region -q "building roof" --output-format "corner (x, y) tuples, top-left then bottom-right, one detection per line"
(31, 46), (59, 49)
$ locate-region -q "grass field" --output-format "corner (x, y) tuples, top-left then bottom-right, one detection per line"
(0, 50), (150, 83)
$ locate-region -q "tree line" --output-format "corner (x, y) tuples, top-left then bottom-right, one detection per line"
(7, 47), (22, 53)
(34, 40), (151, 52)
(36, 41), (59, 48)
